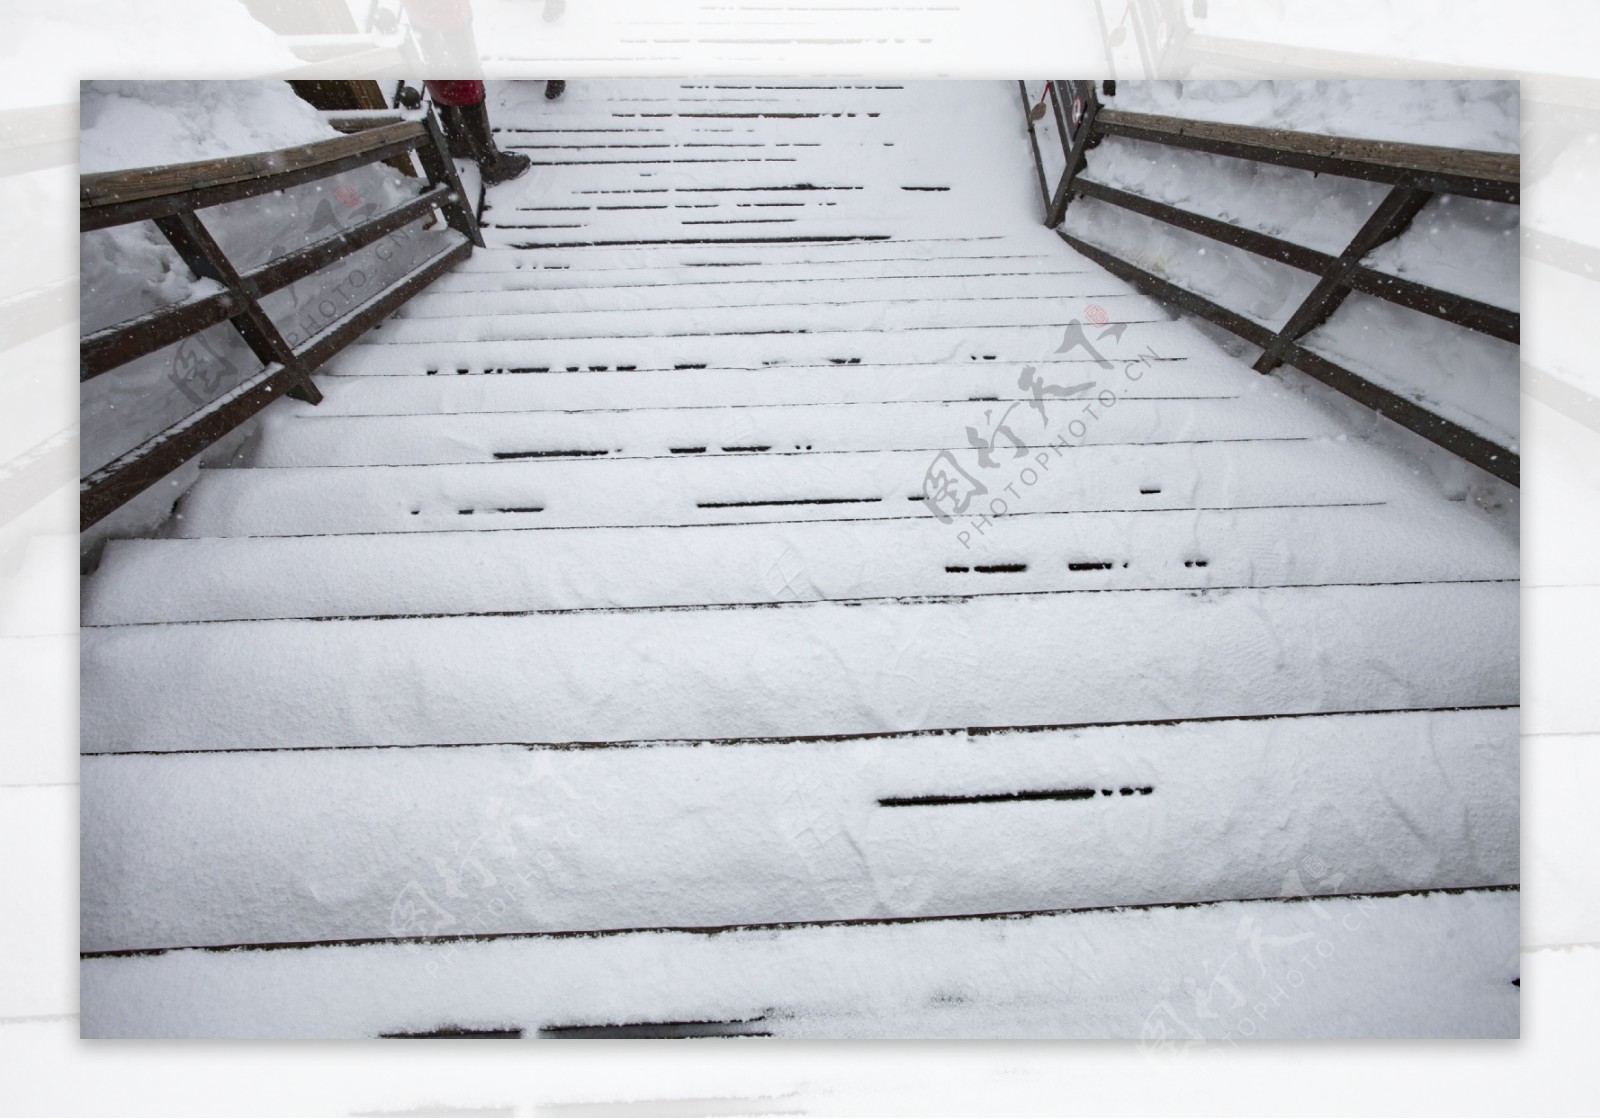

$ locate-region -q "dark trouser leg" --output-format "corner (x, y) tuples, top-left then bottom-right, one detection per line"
(434, 103), (476, 160)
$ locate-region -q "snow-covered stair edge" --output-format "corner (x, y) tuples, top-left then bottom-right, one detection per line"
(79, 887), (1519, 1039)
(79, 707), (1518, 954)
(78, 582), (1518, 753)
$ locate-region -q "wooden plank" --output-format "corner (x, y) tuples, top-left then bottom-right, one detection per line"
(1058, 230), (1277, 348)
(1094, 107), (1519, 203)
(80, 234), (470, 530)
(80, 290), (240, 381)
(1058, 230), (1518, 486)
(79, 121), (425, 229)
(1072, 176), (1333, 273)
(243, 183), (453, 296)
(323, 112), (409, 134)
(1284, 341), (1518, 487)
(1345, 267), (1518, 344)
(80, 363), (300, 530)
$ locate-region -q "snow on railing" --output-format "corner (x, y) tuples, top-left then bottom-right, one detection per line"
(1021, 80), (1521, 486)
(78, 106), (482, 530)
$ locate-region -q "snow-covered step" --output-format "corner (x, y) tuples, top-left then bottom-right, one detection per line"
(80, 707), (1517, 953)
(246, 395), (1329, 468)
(80, 887), (1519, 1038)
(325, 317), (1255, 376)
(442, 235), (1039, 274)
(83, 501), (1515, 627)
(78, 76), (1522, 1042)
(299, 358), (1228, 416)
(437, 241), (1060, 281)
(368, 291), (1169, 344)
(170, 441), (1388, 538)
(80, 580), (1517, 754)
(395, 271), (1134, 317)
(480, 214), (932, 251)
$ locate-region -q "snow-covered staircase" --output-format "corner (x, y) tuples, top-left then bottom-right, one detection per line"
(80, 81), (1519, 1038)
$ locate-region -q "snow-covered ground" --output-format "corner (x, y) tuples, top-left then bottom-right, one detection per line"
(79, 79), (1519, 1039)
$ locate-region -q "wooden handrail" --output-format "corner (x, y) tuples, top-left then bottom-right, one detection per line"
(1095, 108), (1519, 186)
(80, 120), (423, 209)
(80, 121), (427, 229)
(80, 107), (480, 530)
(1094, 108), (1517, 203)
(1021, 81), (1521, 486)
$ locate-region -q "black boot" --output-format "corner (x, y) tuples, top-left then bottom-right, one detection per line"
(455, 99), (532, 185)
(434, 103), (476, 160)
(545, 80), (566, 100)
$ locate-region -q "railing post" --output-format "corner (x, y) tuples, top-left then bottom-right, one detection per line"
(1019, 81), (1053, 222)
(415, 107), (485, 248)
(153, 210), (323, 404)
(1045, 80), (1103, 228)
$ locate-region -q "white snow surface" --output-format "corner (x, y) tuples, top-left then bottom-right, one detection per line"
(82, 888), (1519, 1039)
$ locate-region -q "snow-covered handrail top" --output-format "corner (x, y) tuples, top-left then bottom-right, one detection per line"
(1095, 108), (1518, 195)
(79, 120), (426, 212)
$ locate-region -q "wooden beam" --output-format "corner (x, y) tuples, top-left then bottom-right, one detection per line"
(413, 111), (485, 248)
(79, 235), (470, 530)
(152, 210), (319, 404)
(1071, 177), (1517, 343)
(1253, 184), (1430, 374)
(243, 183), (454, 296)
(80, 121), (426, 229)
(1094, 108), (1519, 203)
(1045, 80), (1102, 228)
(80, 291), (240, 382)
(1059, 230), (1518, 487)
(1018, 81), (1053, 222)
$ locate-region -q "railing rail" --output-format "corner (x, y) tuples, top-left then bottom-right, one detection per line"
(1020, 81), (1521, 487)
(79, 106), (481, 530)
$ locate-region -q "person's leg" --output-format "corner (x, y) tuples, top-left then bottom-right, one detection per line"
(433, 103), (475, 160)
(426, 80), (531, 184)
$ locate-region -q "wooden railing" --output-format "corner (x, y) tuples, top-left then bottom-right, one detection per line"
(1020, 80), (1521, 486)
(79, 107), (482, 530)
